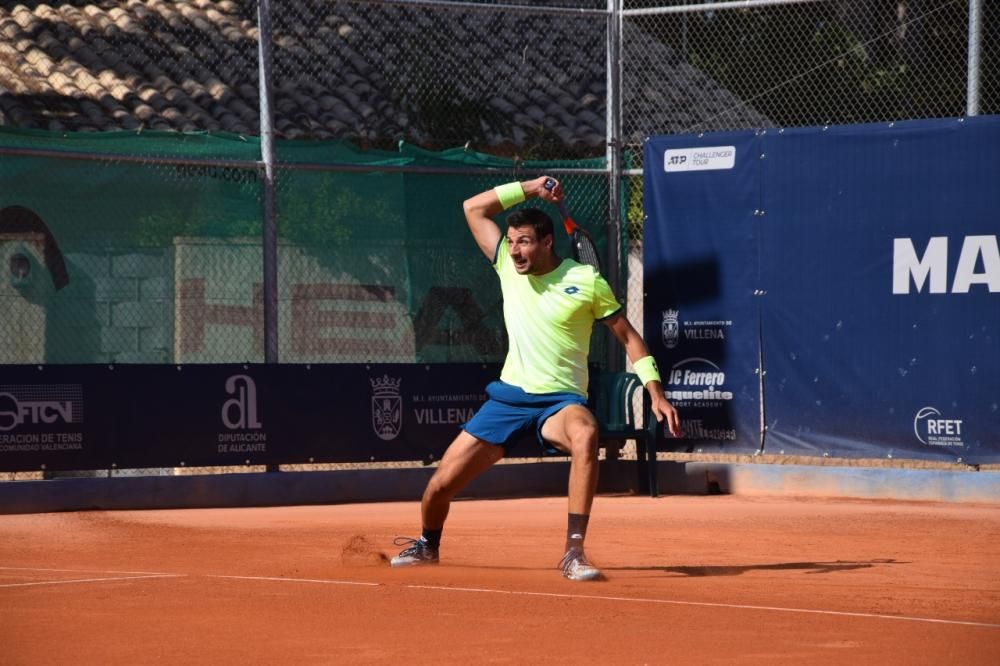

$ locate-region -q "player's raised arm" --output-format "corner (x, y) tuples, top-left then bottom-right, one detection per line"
(603, 312), (682, 438)
(462, 177), (559, 259)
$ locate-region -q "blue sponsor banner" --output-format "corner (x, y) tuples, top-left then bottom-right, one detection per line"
(0, 363), (503, 472)
(110, 363), (500, 468)
(644, 116), (1000, 464)
(0, 365), (115, 472)
(643, 132), (764, 454)
(112, 364), (288, 468)
(759, 118), (1000, 463)
(274, 363), (498, 465)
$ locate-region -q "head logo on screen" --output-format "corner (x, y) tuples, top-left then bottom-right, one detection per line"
(371, 375), (402, 441)
(221, 375), (261, 430)
(661, 309), (680, 349)
(913, 406), (964, 448)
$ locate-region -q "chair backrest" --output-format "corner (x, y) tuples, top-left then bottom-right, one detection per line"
(592, 371), (643, 431)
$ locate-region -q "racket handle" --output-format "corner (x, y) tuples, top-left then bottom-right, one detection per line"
(543, 178), (571, 219)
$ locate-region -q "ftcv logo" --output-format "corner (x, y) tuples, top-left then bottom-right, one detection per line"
(371, 375), (402, 441)
(913, 406), (965, 448)
(0, 386), (81, 431)
(661, 309), (679, 349)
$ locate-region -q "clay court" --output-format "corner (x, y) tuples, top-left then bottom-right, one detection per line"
(1, 493), (998, 664)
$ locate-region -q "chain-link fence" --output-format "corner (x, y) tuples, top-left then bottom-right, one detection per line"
(0, 0), (995, 477)
(0, 0), (995, 363)
(620, 0), (998, 335)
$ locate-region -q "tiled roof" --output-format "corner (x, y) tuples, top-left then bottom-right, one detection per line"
(0, 1), (769, 154)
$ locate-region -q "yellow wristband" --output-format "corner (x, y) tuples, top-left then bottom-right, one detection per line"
(633, 356), (661, 387)
(494, 182), (525, 209)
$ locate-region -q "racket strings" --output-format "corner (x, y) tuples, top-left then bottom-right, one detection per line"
(573, 233), (602, 272)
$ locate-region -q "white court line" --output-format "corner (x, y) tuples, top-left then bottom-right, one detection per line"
(0, 574), (182, 589)
(0, 565), (175, 576)
(210, 575), (380, 587)
(7, 567), (993, 630)
(405, 584), (1000, 630)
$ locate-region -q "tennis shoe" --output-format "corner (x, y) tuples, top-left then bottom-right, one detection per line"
(559, 549), (602, 581)
(390, 536), (439, 567)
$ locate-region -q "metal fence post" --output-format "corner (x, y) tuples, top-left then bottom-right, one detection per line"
(257, 0), (279, 364)
(967, 0), (983, 116)
(607, 0), (624, 373)
(257, 0), (279, 474)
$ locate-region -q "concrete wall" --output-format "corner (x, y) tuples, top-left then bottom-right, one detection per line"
(2, 460), (997, 514)
(0, 240), (171, 364)
(1, 237), (420, 364)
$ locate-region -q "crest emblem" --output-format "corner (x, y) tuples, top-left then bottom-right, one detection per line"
(661, 309), (680, 349)
(370, 374), (402, 441)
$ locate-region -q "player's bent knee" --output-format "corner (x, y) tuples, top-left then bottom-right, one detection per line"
(433, 474), (464, 498)
(424, 470), (460, 501)
(568, 429), (599, 460)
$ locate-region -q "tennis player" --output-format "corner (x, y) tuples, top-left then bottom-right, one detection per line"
(391, 176), (682, 581)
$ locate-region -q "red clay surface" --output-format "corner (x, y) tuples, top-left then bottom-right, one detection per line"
(1, 494), (999, 664)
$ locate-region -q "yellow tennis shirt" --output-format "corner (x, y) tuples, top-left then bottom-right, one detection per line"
(493, 239), (622, 397)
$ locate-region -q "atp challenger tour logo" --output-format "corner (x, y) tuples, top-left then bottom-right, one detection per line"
(664, 146), (736, 173)
(913, 406), (965, 448)
(218, 375), (265, 453)
(371, 374), (402, 441)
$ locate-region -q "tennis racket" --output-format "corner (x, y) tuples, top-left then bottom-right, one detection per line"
(543, 178), (603, 274)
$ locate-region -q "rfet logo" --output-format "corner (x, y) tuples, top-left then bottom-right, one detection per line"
(913, 406), (965, 448)
(371, 375), (402, 441)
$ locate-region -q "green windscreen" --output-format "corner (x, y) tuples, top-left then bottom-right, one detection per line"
(0, 127), (612, 365)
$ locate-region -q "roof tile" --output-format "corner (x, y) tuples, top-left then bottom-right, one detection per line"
(0, 1), (768, 153)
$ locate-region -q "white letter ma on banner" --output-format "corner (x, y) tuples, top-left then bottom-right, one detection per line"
(893, 236), (999, 294)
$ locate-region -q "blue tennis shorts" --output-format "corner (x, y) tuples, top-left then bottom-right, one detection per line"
(463, 380), (588, 454)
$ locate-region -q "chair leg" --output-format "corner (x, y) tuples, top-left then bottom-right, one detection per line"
(634, 436), (650, 495)
(646, 431), (659, 498)
(641, 393), (659, 498)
